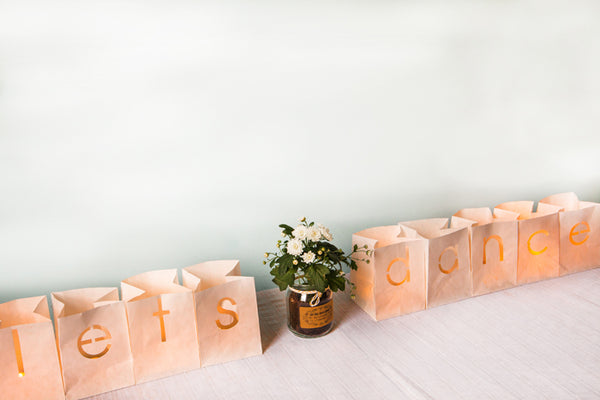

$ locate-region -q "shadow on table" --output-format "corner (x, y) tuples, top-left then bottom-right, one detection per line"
(331, 290), (363, 334)
(257, 289), (287, 352)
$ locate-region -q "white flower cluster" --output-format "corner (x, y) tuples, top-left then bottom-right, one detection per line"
(287, 239), (303, 256)
(285, 219), (334, 262)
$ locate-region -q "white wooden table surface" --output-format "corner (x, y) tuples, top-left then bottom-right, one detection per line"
(89, 269), (600, 400)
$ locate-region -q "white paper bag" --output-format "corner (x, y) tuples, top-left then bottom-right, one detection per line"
(495, 201), (561, 284)
(399, 218), (471, 308)
(182, 260), (262, 367)
(122, 269), (200, 384)
(539, 192), (600, 275)
(0, 296), (65, 400)
(351, 225), (427, 321)
(52, 288), (135, 400)
(452, 207), (518, 296)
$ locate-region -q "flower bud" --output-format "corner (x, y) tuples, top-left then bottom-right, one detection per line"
(293, 259), (298, 265)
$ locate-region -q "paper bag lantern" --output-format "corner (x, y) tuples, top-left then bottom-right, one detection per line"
(539, 192), (600, 275)
(0, 296), (65, 400)
(121, 269), (200, 383)
(452, 208), (518, 296)
(495, 201), (561, 284)
(51, 288), (135, 400)
(182, 260), (262, 367)
(350, 225), (427, 321)
(399, 218), (471, 308)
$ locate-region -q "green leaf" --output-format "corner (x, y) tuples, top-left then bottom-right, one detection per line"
(328, 251), (340, 264)
(277, 253), (294, 274)
(272, 270), (295, 291)
(325, 271), (346, 292)
(314, 263), (330, 276)
(278, 224), (294, 235)
(306, 265), (327, 293)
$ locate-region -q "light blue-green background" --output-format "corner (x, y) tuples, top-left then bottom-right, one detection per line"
(1, 0), (599, 304)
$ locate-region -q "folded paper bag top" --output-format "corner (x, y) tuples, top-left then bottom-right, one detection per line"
(398, 218), (453, 239)
(398, 218), (471, 308)
(0, 296), (65, 400)
(181, 260), (262, 367)
(181, 259), (243, 291)
(539, 192), (600, 214)
(539, 192), (585, 211)
(353, 224), (424, 249)
(351, 225), (428, 321)
(51, 288), (135, 400)
(494, 201), (561, 284)
(495, 200), (562, 220)
(121, 269), (200, 384)
(452, 207), (519, 227)
(539, 192), (600, 274)
(51, 287), (120, 321)
(121, 268), (191, 302)
(0, 295), (51, 328)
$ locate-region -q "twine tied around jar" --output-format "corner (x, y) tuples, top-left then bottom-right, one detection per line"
(288, 286), (325, 307)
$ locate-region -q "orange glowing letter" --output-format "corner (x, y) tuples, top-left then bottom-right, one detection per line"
(438, 246), (459, 274)
(386, 247), (410, 286)
(527, 230), (549, 255)
(12, 329), (24, 377)
(77, 325), (112, 359)
(216, 297), (239, 330)
(569, 222), (590, 246)
(153, 297), (170, 342)
(483, 235), (504, 264)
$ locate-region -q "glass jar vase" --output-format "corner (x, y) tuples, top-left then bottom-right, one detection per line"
(286, 285), (333, 338)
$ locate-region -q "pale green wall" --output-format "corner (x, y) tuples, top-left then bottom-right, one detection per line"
(1, 0), (600, 303)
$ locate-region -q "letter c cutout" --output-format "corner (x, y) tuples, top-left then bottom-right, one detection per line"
(527, 230), (549, 255)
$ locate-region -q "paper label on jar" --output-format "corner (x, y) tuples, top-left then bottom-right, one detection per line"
(299, 300), (333, 329)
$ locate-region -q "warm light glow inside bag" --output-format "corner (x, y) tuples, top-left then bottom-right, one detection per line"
(452, 207), (519, 296)
(495, 201), (561, 284)
(0, 296), (65, 400)
(121, 269), (200, 384)
(182, 260), (262, 367)
(539, 192), (600, 275)
(351, 225), (427, 321)
(51, 288), (135, 400)
(399, 218), (471, 308)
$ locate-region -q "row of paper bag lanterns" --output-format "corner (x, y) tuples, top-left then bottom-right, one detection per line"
(0, 260), (263, 400)
(350, 192), (600, 321)
(2, 191), (599, 399)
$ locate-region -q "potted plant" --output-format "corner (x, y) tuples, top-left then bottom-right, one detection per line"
(264, 217), (359, 338)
